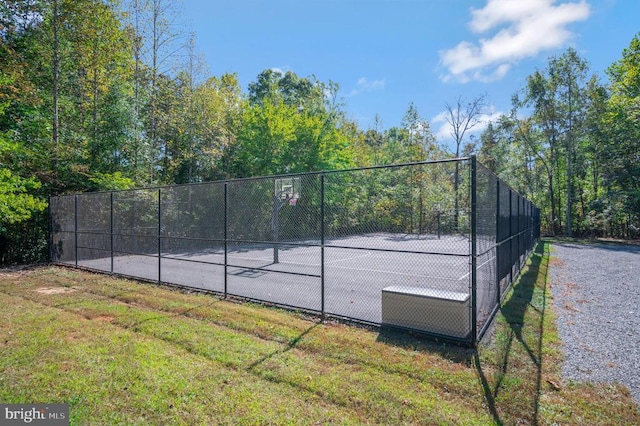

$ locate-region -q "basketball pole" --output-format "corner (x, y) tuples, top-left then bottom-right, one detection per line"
(272, 191), (288, 264)
(273, 194), (281, 264)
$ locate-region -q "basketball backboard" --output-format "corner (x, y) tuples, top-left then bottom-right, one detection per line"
(274, 177), (301, 201)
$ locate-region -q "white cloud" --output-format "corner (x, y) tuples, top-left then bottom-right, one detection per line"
(348, 77), (386, 96)
(439, 0), (590, 83)
(431, 111), (452, 141)
(270, 66), (291, 75)
(431, 106), (503, 148)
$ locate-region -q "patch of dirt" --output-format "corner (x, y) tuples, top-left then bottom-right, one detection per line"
(35, 287), (77, 295)
(0, 269), (33, 279)
(549, 257), (565, 267)
(595, 238), (640, 246)
(92, 316), (114, 322)
(0, 264), (50, 278)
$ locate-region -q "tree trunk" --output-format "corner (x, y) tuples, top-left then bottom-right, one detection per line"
(566, 148), (572, 236)
(52, 0), (60, 176)
(548, 169), (556, 236)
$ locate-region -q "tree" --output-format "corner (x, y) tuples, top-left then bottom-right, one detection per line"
(197, 73), (243, 180)
(515, 48), (591, 235)
(51, 0), (60, 175)
(401, 102), (438, 161)
(549, 49), (589, 236)
(121, 0), (184, 183)
(444, 94), (488, 159)
(600, 33), (640, 237)
(122, 0), (148, 182)
(444, 94), (488, 230)
(0, 72), (47, 263)
(248, 69), (327, 113)
(229, 71), (355, 178)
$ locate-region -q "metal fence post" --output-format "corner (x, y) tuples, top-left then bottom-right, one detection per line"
(224, 182), (228, 298)
(74, 194), (78, 267)
(110, 192), (114, 274)
(321, 173), (326, 320)
(47, 199), (52, 262)
(470, 156), (478, 346)
(158, 188), (162, 285)
(509, 189), (513, 285)
(495, 178), (501, 306)
(516, 196), (520, 266)
(47, 199), (53, 263)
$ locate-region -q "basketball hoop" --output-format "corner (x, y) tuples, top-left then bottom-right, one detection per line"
(275, 177), (301, 202)
(288, 198), (297, 206)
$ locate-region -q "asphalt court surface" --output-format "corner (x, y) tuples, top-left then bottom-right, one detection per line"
(72, 233), (473, 324)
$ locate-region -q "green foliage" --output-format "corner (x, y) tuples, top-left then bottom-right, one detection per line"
(482, 45), (639, 238)
(0, 168), (47, 230)
(1, 0), (640, 264)
(88, 171), (135, 191)
(0, 73), (47, 232)
(601, 33), (640, 231)
(230, 74), (357, 178)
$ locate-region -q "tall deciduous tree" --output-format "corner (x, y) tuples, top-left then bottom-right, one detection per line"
(401, 102), (438, 161)
(197, 73), (243, 180)
(602, 33), (640, 236)
(515, 48), (591, 235)
(444, 94), (487, 230)
(444, 94), (488, 160)
(122, 0), (183, 183)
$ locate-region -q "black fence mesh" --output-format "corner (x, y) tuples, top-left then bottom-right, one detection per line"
(50, 195), (75, 264)
(50, 157), (539, 345)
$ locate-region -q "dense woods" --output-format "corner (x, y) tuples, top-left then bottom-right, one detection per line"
(1, 0), (638, 264)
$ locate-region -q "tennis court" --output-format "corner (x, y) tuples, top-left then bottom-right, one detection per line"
(51, 158), (539, 345)
(71, 233), (472, 325)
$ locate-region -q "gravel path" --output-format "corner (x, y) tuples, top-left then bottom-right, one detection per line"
(550, 242), (640, 404)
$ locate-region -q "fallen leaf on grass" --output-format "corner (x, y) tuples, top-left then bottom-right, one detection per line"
(547, 379), (561, 391)
(563, 303), (580, 312)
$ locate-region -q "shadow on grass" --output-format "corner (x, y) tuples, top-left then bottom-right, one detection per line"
(247, 324), (320, 371)
(376, 328), (475, 366)
(474, 241), (550, 426)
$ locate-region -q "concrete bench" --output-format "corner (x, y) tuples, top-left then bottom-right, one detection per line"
(381, 286), (470, 339)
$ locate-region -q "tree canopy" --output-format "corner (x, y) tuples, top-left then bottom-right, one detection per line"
(0, 1), (638, 263)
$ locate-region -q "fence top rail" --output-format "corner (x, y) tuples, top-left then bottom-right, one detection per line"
(476, 161), (538, 208)
(49, 157), (473, 200)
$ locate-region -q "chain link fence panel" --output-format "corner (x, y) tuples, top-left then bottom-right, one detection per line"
(50, 157), (539, 346)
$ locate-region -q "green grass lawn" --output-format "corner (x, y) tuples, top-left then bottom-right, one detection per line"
(1, 241), (638, 425)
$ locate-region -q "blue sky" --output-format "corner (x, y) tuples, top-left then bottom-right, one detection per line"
(181, 0), (639, 145)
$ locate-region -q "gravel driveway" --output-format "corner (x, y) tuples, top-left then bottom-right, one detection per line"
(550, 242), (640, 404)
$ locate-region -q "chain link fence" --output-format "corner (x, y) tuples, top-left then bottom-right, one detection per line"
(50, 156), (539, 345)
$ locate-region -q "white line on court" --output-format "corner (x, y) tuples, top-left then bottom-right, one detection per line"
(458, 255), (496, 281)
(227, 250), (373, 267)
(227, 255), (274, 262)
(325, 263), (464, 281)
(324, 251), (373, 264)
(207, 251), (474, 282)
